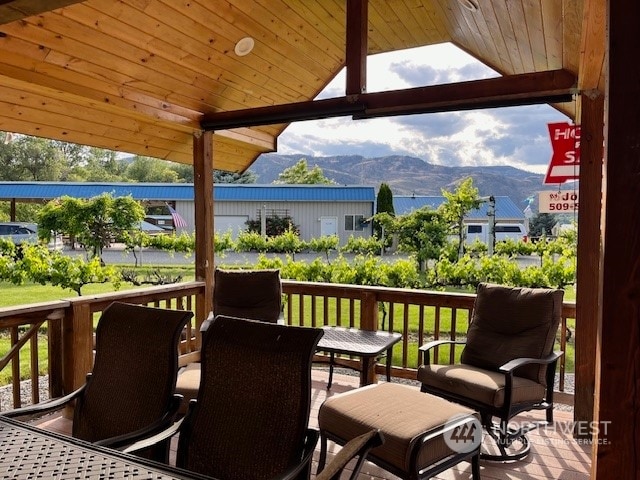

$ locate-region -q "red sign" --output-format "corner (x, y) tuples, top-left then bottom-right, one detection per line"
(544, 122), (580, 184)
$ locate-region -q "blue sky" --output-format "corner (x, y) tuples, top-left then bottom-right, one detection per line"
(276, 43), (571, 174)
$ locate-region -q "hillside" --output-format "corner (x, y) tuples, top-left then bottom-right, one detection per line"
(249, 153), (546, 206)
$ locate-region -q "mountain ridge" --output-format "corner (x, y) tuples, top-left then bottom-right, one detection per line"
(250, 153), (546, 206)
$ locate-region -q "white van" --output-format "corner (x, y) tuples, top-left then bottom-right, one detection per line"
(465, 223), (527, 244)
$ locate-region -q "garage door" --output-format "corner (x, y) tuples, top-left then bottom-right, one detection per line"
(214, 216), (249, 239)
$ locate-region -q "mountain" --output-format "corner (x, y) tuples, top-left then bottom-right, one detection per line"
(249, 153), (546, 206)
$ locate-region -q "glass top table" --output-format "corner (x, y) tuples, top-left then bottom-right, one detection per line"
(316, 327), (402, 388)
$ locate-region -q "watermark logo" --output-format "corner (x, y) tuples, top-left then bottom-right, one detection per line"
(443, 415), (483, 453)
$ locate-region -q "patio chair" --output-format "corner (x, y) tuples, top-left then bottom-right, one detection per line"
(2, 301), (192, 461)
(417, 282), (564, 461)
(127, 315), (324, 479)
(315, 429), (385, 480)
(212, 268), (283, 322)
(175, 268), (282, 412)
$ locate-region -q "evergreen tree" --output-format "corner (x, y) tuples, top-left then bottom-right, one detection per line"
(529, 213), (557, 238)
(375, 183), (395, 243)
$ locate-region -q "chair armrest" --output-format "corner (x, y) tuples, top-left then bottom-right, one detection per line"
(121, 415), (185, 455)
(1, 385), (85, 420)
(271, 428), (319, 480)
(498, 351), (564, 374)
(102, 394), (183, 450)
(418, 340), (466, 365)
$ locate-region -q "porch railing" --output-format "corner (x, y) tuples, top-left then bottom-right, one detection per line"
(0, 280), (576, 412)
(0, 281), (205, 411)
(281, 280), (576, 397)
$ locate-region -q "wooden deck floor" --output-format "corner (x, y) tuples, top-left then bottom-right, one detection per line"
(309, 370), (591, 480)
(37, 369), (592, 479)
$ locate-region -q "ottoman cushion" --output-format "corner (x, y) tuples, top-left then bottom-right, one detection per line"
(319, 383), (479, 474)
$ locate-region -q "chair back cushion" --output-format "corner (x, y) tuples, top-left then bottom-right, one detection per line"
(461, 283), (563, 384)
(213, 268), (282, 322)
(73, 302), (192, 442)
(177, 315), (323, 480)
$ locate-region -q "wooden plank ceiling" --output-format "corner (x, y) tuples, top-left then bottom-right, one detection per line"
(0, 0), (601, 173)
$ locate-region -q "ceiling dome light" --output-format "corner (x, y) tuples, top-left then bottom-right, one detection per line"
(458, 0), (479, 11)
(234, 37), (255, 57)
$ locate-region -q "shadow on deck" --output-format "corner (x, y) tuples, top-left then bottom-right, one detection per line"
(38, 368), (591, 479)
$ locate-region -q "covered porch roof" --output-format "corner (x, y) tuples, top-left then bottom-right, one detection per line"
(0, 1), (602, 173)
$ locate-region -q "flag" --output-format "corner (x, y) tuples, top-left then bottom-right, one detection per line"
(166, 203), (187, 229)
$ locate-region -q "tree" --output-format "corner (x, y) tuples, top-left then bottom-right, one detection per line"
(275, 159), (335, 184)
(38, 194), (145, 260)
(124, 156), (182, 183)
(0, 135), (65, 181)
(384, 207), (449, 270)
(375, 183), (394, 245)
(214, 170), (257, 183)
(529, 213), (557, 238)
(439, 177), (481, 259)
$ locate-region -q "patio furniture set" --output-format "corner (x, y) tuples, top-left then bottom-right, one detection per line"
(0, 269), (564, 480)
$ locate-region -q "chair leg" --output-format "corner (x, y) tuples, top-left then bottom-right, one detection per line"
(546, 405), (554, 423)
(317, 433), (328, 473)
(481, 418), (531, 462)
(327, 353), (335, 389)
(471, 452), (481, 480)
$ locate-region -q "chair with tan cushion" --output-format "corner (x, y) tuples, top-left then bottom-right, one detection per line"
(175, 268), (282, 413)
(3, 302), (193, 462)
(417, 282), (564, 461)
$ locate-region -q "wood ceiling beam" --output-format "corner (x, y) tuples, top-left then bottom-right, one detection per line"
(578, 0), (606, 92)
(0, 1), (83, 25)
(201, 69), (577, 131)
(346, 0), (368, 95)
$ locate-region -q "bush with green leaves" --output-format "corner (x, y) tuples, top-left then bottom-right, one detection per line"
(267, 228), (306, 257)
(308, 235), (339, 262)
(235, 230), (268, 253)
(245, 215), (300, 237)
(340, 235), (383, 255)
(0, 243), (120, 295)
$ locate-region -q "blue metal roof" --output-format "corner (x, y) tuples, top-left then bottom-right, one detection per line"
(213, 184), (375, 202)
(0, 182), (375, 203)
(0, 182), (192, 200)
(392, 196), (525, 220)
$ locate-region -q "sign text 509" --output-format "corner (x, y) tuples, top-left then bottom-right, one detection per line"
(548, 202), (579, 211)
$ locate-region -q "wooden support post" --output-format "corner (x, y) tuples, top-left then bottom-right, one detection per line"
(345, 0), (367, 95)
(61, 303), (93, 417)
(193, 131), (214, 342)
(47, 311), (65, 399)
(593, 0), (640, 475)
(360, 292), (379, 384)
(573, 92), (604, 439)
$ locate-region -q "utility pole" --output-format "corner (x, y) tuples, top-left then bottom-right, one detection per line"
(479, 196), (496, 255)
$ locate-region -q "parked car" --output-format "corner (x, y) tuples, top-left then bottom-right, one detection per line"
(0, 222), (63, 250)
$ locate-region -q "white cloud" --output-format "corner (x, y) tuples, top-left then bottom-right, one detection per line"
(278, 43), (570, 174)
